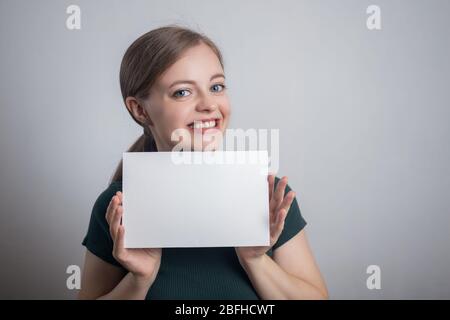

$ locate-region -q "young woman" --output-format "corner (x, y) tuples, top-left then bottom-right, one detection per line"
(78, 25), (328, 300)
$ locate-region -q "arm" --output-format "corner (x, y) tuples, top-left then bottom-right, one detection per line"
(239, 229), (328, 300)
(78, 191), (161, 300)
(236, 175), (328, 299)
(78, 250), (155, 300)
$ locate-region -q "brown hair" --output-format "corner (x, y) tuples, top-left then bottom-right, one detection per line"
(110, 25), (224, 183)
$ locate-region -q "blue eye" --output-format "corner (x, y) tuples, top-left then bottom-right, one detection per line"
(173, 89), (191, 98)
(211, 84), (226, 92)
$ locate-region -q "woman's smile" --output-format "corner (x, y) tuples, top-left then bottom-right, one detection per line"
(187, 118), (222, 134)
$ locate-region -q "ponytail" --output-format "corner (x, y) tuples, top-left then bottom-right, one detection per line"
(109, 128), (157, 184)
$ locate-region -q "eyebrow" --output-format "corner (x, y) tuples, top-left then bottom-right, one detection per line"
(168, 73), (225, 89)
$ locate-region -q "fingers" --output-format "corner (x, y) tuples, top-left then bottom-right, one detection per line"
(275, 176), (288, 203)
(268, 177), (296, 237)
(113, 225), (126, 261)
(269, 185), (296, 245)
(275, 208), (287, 235)
(279, 190), (295, 216)
(106, 192), (121, 221)
(270, 208), (287, 245)
(106, 191), (123, 241)
(110, 205), (123, 241)
(268, 174), (275, 200)
(270, 176), (288, 213)
(116, 191), (123, 225)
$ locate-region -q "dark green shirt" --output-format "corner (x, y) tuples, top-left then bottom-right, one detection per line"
(82, 177), (307, 299)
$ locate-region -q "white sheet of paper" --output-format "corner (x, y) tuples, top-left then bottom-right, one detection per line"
(122, 151), (270, 248)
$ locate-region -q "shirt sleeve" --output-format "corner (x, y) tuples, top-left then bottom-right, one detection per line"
(271, 177), (307, 251)
(81, 182), (125, 268)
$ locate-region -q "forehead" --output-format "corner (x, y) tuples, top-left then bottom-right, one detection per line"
(156, 43), (223, 87)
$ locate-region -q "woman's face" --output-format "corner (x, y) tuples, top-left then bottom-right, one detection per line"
(142, 43), (231, 151)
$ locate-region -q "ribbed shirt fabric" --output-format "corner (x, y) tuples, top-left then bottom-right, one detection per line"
(82, 176), (307, 299)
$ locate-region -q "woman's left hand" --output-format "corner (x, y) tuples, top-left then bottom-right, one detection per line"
(235, 175), (296, 265)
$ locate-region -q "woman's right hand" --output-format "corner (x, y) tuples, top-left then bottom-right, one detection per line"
(106, 191), (162, 284)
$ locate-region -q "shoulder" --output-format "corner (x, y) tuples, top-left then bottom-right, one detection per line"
(82, 181), (124, 267)
(90, 181), (123, 223)
(94, 181), (122, 207)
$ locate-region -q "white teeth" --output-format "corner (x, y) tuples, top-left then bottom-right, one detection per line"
(190, 120), (217, 129)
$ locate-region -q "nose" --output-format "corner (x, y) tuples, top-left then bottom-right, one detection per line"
(195, 92), (218, 113)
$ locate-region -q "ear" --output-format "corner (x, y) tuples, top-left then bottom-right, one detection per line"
(125, 96), (154, 126)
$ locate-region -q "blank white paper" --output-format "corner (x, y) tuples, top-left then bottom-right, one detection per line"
(122, 151), (270, 248)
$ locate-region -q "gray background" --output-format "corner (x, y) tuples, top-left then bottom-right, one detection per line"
(0, 0), (449, 299)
